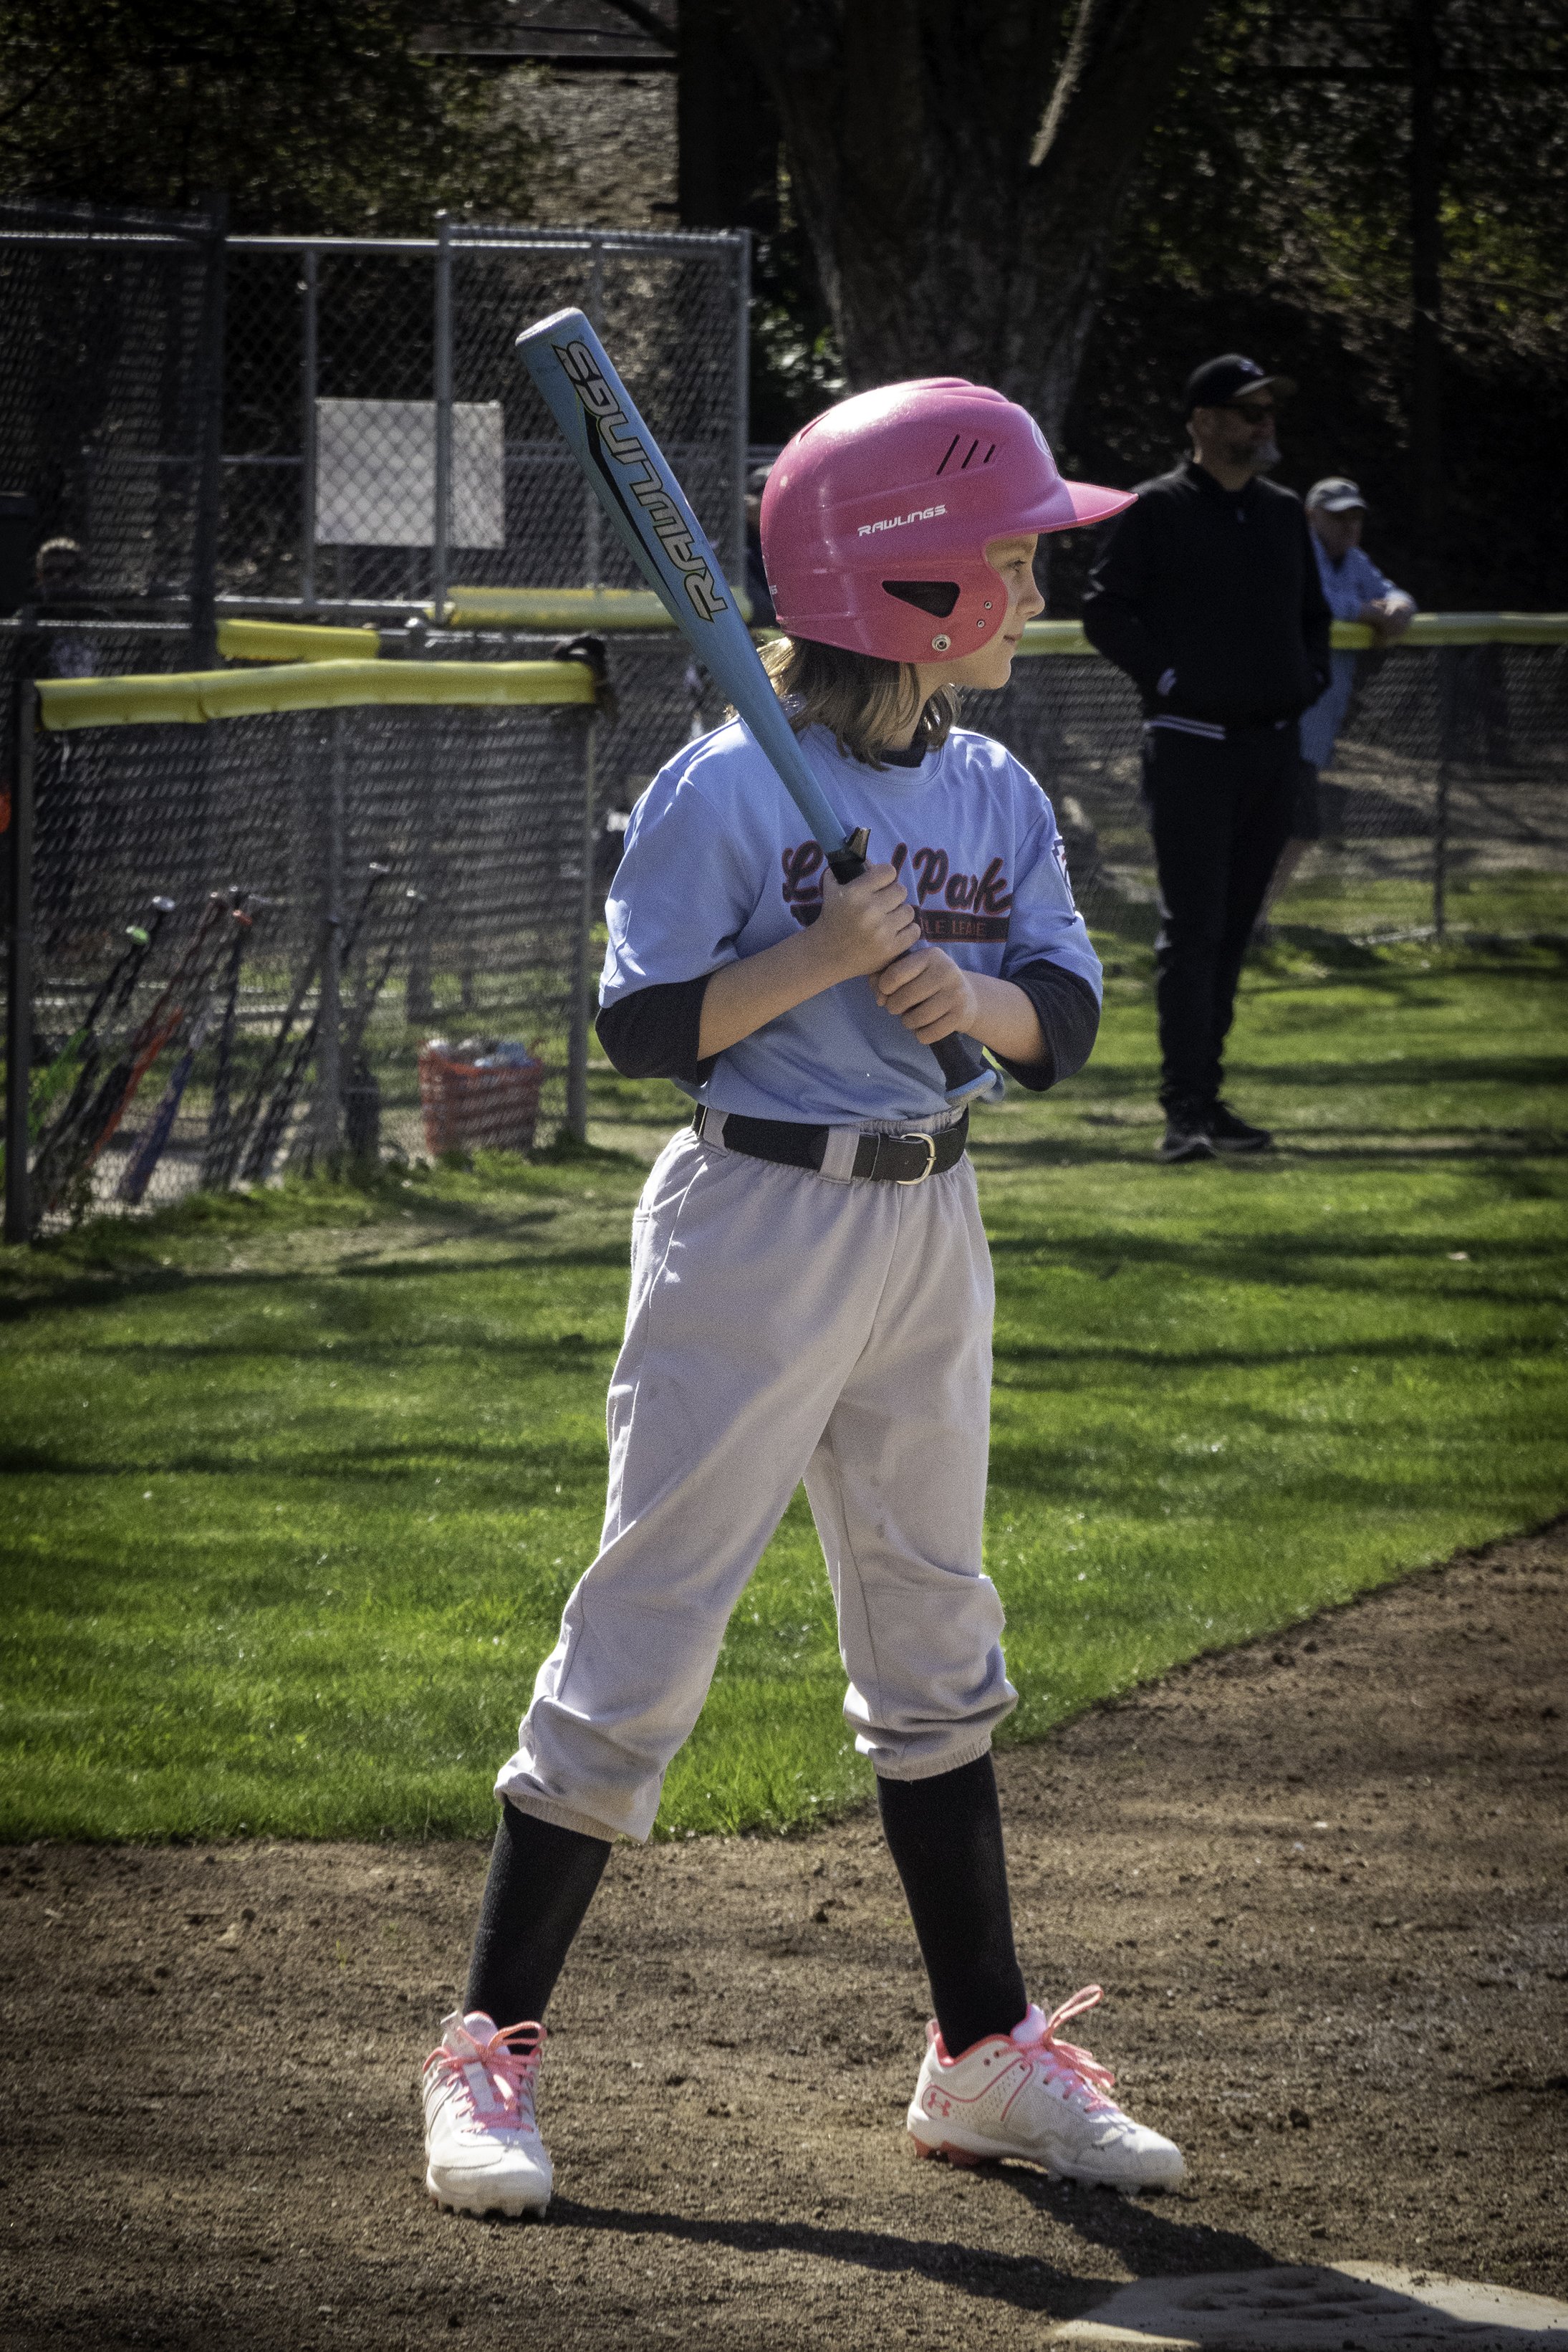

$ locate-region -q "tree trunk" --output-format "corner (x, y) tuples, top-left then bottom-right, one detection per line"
(678, 0), (780, 233)
(732, 0), (1212, 439)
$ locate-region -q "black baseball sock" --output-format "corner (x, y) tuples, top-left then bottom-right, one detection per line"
(876, 1752), (1028, 2058)
(465, 1798), (611, 2027)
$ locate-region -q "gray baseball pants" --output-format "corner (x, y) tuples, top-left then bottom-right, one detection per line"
(495, 1118), (1017, 1843)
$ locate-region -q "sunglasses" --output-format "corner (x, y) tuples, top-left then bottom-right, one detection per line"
(1220, 400), (1278, 420)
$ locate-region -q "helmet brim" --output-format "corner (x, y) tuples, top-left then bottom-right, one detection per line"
(1021, 477), (1137, 535)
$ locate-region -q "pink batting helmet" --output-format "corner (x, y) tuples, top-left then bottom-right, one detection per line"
(761, 378), (1133, 664)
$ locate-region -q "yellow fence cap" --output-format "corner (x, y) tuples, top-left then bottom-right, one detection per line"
(38, 660), (597, 731)
(437, 582), (753, 630)
(1006, 612), (1568, 659)
(218, 617), (382, 663)
(1405, 611), (1568, 645)
(1016, 620), (1090, 655)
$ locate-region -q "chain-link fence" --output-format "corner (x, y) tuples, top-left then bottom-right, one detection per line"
(463, 619), (1568, 949)
(221, 224), (749, 616)
(0, 203), (746, 634)
(4, 623), (1564, 1241)
(3, 656), (597, 1239)
(966, 631), (1568, 944)
(0, 196), (226, 653)
(3, 195), (1562, 1243)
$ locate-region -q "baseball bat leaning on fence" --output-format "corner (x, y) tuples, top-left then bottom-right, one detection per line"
(337, 888), (423, 1164)
(120, 895), (261, 1206)
(201, 893), (270, 1191)
(515, 308), (995, 1105)
(30, 893), (231, 1217)
(218, 863), (390, 1188)
(84, 897), (235, 1174)
(116, 1000), (219, 1206)
(0, 895), (175, 1184)
(242, 864), (392, 1184)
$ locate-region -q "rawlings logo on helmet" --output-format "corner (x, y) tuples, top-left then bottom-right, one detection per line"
(857, 505), (948, 537)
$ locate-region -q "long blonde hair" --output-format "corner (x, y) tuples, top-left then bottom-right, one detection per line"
(757, 635), (960, 769)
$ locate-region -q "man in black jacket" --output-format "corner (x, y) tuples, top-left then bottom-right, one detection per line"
(1082, 355), (1331, 1161)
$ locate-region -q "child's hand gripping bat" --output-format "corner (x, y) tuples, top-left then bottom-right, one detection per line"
(516, 308), (996, 1105)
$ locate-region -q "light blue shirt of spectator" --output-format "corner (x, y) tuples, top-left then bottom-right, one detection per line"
(1299, 479), (1415, 769)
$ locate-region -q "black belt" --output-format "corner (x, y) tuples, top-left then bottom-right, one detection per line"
(692, 1105), (968, 1185)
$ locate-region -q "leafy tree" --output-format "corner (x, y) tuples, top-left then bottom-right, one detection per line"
(1059, 0), (1568, 605)
(727, 0), (1213, 438)
(0, 0), (540, 233)
(697, 0), (1564, 603)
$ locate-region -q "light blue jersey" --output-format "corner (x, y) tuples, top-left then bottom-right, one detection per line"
(1301, 539), (1414, 769)
(600, 718), (1102, 1126)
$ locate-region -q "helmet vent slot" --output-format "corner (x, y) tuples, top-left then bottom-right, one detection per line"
(936, 436), (1000, 475)
(882, 580), (961, 619)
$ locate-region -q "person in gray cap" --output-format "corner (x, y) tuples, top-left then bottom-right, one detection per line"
(1082, 356), (1330, 1161)
(1259, 478), (1416, 925)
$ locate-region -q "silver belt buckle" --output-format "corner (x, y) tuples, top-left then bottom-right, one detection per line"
(895, 1131), (938, 1185)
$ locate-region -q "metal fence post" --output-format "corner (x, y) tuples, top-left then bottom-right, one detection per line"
(432, 213), (453, 625)
(314, 706), (346, 1159)
(4, 681), (37, 1242)
(583, 238), (605, 587)
(733, 228), (751, 596)
(1433, 645), (1458, 939)
(188, 193), (229, 667)
(405, 710), (435, 1025)
(299, 247), (319, 610)
(565, 710), (597, 1146)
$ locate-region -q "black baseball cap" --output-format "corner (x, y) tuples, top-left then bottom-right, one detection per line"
(1183, 354), (1297, 416)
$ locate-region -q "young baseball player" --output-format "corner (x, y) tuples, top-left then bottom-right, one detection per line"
(421, 380), (1187, 2215)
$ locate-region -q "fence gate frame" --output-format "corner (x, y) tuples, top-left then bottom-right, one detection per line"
(224, 220), (752, 622)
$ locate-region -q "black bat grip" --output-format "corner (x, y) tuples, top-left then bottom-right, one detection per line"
(827, 834), (991, 1098)
(930, 1032), (991, 1093)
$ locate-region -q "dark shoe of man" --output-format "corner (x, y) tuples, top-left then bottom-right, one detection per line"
(1158, 1105), (1216, 1163)
(1208, 1100), (1272, 1153)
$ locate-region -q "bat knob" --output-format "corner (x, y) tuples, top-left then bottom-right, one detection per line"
(827, 826), (871, 885)
(933, 1034), (999, 1101)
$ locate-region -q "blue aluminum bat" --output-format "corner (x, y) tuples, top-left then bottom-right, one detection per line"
(516, 307), (995, 1104)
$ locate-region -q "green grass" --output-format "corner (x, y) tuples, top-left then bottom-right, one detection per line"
(1089, 861), (1568, 946)
(1274, 865), (1568, 939)
(2, 928), (1565, 1843)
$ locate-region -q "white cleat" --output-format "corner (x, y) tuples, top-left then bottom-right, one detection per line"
(906, 1984), (1185, 2193)
(422, 2010), (552, 2218)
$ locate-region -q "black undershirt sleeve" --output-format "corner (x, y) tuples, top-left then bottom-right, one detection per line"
(991, 959), (1100, 1093)
(595, 973), (716, 1085)
(595, 959), (1098, 1098)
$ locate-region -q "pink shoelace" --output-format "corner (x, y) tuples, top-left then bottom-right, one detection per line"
(425, 2020), (545, 2128)
(1026, 1984), (1119, 2108)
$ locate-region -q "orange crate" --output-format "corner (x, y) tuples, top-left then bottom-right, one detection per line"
(418, 1045), (545, 1156)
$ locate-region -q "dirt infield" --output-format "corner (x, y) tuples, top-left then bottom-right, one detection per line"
(4, 1523), (1564, 2351)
